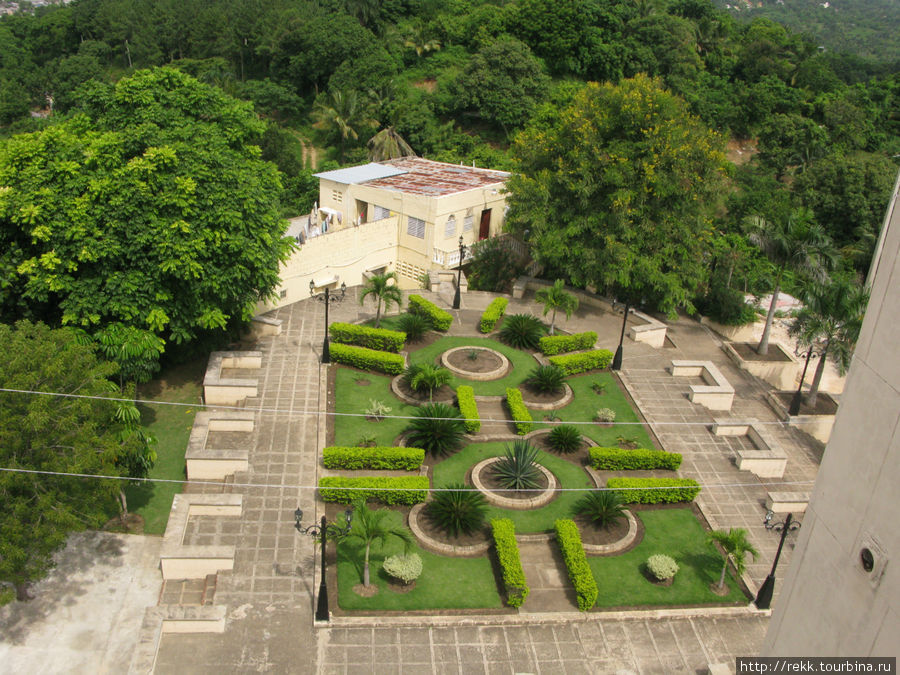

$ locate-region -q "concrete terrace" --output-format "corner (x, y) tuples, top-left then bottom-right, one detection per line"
(147, 286), (822, 673)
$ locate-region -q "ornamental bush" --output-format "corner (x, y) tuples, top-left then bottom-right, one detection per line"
(538, 331), (597, 356)
(595, 408), (616, 423)
(397, 313), (430, 342)
(606, 477), (701, 504)
(383, 553), (423, 584)
(408, 294), (453, 331)
(646, 554), (679, 581)
(404, 402), (466, 456)
(525, 364), (566, 394)
(554, 519), (598, 611)
(573, 490), (626, 530)
(491, 518), (529, 608)
(505, 388), (533, 435)
(322, 446), (425, 471)
(547, 424), (582, 453)
(479, 297), (509, 333)
(330, 343), (404, 375)
(589, 447), (682, 471)
(548, 349), (614, 375)
(492, 440), (542, 490)
(427, 483), (488, 536)
(318, 476), (429, 504)
(498, 314), (545, 350)
(456, 386), (480, 432)
(329, 322), (406, 352)
(403, 362), (452, 401)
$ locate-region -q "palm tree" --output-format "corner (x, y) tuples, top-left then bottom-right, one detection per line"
(345, 501), (414, 587)
(748, 208), (833, 355)
(404, 363), (452, 401)
(312, 90), (376, 163)
(789, 275), (869, 407)
(367, 127), (415, 161)
(359, 272), (402, 328)
(707, 528), (758, 592)
(403, 23), (442, 59)
(534, 279), (579, 335)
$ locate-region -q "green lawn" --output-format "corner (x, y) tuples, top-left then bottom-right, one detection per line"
(589, 508), (748, 607)
(431, 441), (594, 533)
(126, 360), (204, 535)
(536, 372), (656, 448)
(333, 368), (421, 447)
(408, 336), (542, 396)
(336, 508), (502, 610)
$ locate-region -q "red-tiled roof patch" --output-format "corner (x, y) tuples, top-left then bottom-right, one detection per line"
(365, 157), (509, 197)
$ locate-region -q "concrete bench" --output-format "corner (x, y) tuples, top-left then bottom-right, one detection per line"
(712, 420), (787, 478)
(185, 411), (254, 481)
(159, 493), (242, 580)
(766, 491), (810, 514)
(203, 351), (262, 405)
(671, 360), (734, 411)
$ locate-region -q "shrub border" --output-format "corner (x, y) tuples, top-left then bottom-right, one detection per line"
(479, 297), (509, 333)
(408, 294), (453, 331)
(505, 387), (533, 435)
(491, 518), (529, 608)
(555, 519), (598, 611)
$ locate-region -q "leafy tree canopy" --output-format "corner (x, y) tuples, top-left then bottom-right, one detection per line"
(0, 67), (293, 346)
(0, 320), (147, 599)
(506, 74), (728, 316)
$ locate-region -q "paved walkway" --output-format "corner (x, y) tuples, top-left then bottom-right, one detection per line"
(149, 287), (821, 673)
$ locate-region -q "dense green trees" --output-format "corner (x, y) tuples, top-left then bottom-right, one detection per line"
(507, 75), (728, 317)
(0, 321), (153, 600)
(0, 68), (293, 353)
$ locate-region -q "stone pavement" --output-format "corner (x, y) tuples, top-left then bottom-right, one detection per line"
(149, 287), (821, 673)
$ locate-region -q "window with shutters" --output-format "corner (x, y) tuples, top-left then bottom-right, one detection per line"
(444, 215), (456, 239)
(407, 216), (425, 238)
(332, 190), (343, 203)
(463, 211), (474, 232)
(373, 205), (391, 220)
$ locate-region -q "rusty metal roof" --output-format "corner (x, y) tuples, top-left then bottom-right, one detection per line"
(363, 158), (509, 196)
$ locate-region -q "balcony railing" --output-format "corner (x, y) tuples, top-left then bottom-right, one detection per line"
(432, 247), (473, 267)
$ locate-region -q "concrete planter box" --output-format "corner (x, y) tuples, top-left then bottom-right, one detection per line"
(203, 351), (262, 405)
(723, 342), (799, 390)
(766, 491), (810, 514)
(700, 316), (758, 342)
(712, 420), (787, 478)
(765, 391), (837, 444)
(671, 360), (734, 411)
(185, 411), (254, 481)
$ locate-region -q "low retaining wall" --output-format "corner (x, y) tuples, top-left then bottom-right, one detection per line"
(671, 360), (734, 411)
(185, 411), (254, 480)
(712, 420), (786, 478)
(764, 391), (836, 444)
(470, 457), (557, 510)
(203, 350), (262, 405)
(699, 316), (758, 343)
(159, 493), (242, 580)
(722, 342), (799, 391)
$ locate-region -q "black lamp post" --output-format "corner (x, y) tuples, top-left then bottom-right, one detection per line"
(754, 511), (801, 610)
(789, 341), (825, 416)
(294, 507), (353, 622)
(611, 300), (632, 371)
(453, 235), (467, 310)
(309, 281), (346, 364)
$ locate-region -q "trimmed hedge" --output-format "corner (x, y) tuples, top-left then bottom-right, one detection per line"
(456, 386), (480, 433)
(491, 518), (529, 608)
(329, 342), (405, 375)
(554, 519), (598, 611)
(505, 387), (533, 435)
(329, 322), (406, 352)
(548, 349), (614, 375)
(539, 331), (597, 356)
(322, 446), (425, 471)
(408, 294), (453, 331)
(479, 297), (509, 333)
(589, 447), (683, 471)
(318, 476), (429, 504)
(606, 477), (701, 504)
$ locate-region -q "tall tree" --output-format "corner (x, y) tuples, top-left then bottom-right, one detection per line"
(0, 321), (150, 600)
(359, 272), (402, 328)
(0, 67), (294, 346)
(747, 208), (833, 355)
(506, 74), (728, 318)
(313, 89), (377, 163)
(367, 127), (415, 161)
(535, 279), (579, 335)
(345, 501), (414, 587)
(707, 528), (758, 593)
(789, 275), (868, 407)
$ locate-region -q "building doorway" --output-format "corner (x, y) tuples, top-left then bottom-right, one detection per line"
(479, 209), (491, 240)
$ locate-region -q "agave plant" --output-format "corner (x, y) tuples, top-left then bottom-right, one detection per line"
(426, 483), (488, 537)
(404, 402), (466, 456)
(398, 313), (430, 342)
(492, 440), (542, 490)
(547, 424), (582, 453)
(574, 490), (626, 530)
(526, 364), (566, 393)
(498, 314), (544, 350)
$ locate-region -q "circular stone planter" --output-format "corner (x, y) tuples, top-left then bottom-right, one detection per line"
(581, 509), (640, 555)
(407, 503), (491, 557)
(470, 457), (557, 510)
(440, 346), (510, 381)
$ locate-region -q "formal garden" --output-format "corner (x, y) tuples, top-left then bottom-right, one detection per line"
(322, 287), (753, 613)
